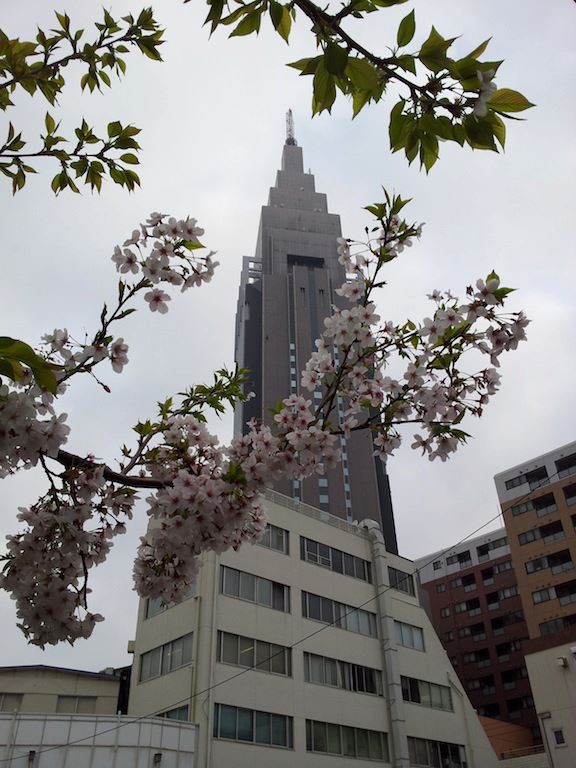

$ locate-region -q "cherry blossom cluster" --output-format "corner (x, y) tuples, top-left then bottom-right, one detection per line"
(0, 465), (135, 646)
(1, 199), (528, 646)
(111, 212), (219, 314)
(0, 381), (70, 477)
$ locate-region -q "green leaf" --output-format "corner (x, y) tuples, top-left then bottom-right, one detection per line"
(397, 10), (415, 47)
(269, 1), (291, 42)
(324, 42), (348, 77)
(0, 337), (58, 392)
(486, 112), (506, 150)
(44, 112), (56, 134)
(345, 57), (380, 95)
(463, 115), (496, 151)
(467, 37), (491, 60)
(287, 56), (322, 75)
(487, 88), (535, 113)
(0, 357), (25, 384)
(119, 153), (139, 164)
(230, 10), (262, 37)
(419, 26), (455, 72)
(312, 60), (336, 115)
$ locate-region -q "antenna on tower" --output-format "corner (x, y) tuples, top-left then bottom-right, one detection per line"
(285, 109), (297, 146)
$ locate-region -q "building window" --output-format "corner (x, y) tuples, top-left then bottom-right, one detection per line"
(158, 705), (189, 721)
(519, 520), (564, 546)
(213, 704), (293, 748)
(401, 676), (453, 711)
(436, 583), (446, 593)
(446, 550), (471, 567)
(388, 566), (416, 596)
(0, 693), (22, 712)
(56, 696), (97, 714)
(305, 720), (389, 760)
(301, 592), (377, 637)
(432, 560), (442, 570)
(477, 536), (508, 561)
(300, 537), (372, 583)
(395, 620), (425, 651)
(220, 566), (290, 612)
(553, 729), (566, 746)
(318, 477), (328, 487)
(139, 633), (193, 682)
(257, 523), (289, 554)
(440, 607), (450, 618)
(319, 494), (329, 505)
(563, 484), (576, 506)
(408, 737), (467, 767)
(145, 584), (196, 619)
(304, 652), (383, 696)
(556, 453), (576, 479)
(217, 631), (291, 676)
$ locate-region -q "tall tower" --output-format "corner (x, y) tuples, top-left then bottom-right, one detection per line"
(235, 120), (398, 553)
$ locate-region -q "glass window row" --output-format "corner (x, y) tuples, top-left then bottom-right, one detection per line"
(300, 536), (372, 582)
(301, 591), (377, 636)
(140, 633), (193, 682)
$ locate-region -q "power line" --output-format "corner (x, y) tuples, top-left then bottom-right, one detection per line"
(0, 476), (560, 763)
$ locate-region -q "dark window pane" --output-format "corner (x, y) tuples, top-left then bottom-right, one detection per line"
(255, 712), (271, 744)
(237, 708), (253, 741)
(332, 549), (343, 573)
(270, 645), (286, 675)
(257, 578), (272, 607)
(344, 553), (355, 577)
(219, 705), (237, 739)
(220, 632), (239, 664)
(342, 726), (356, 756)
(307, 593), (321, 620)
(223, 568), (239, 597)
(313, 721), (327, 752)
(356, 729), (370, 758)
(240, 572), (256, 602)
(321, 597), (334, 623)
(271, 714), (288, 746)
(255, 640), (271, 672)
(239, 636), (254, 667)
(369, 731), (383, 759)
(306, 720), (313, 751)
(273, 582), (287, 612)
(326, 723), (341, 754)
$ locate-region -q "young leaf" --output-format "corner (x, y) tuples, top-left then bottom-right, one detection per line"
(488, 89), (535, 113)
(397, 10), (415, 48)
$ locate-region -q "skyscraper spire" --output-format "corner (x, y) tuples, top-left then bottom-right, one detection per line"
(285, 108), (297, 146)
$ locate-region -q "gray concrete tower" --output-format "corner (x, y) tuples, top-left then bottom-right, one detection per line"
(235, 130), (398, 553)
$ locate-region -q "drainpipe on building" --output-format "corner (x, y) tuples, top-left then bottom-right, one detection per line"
(193, 551), (219, 768)
(538, 712), (555, 768)
(447, 672), (475, 768)
(362, 520), (410, 767)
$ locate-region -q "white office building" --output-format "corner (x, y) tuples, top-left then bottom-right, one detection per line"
(128, 490), (498, 767)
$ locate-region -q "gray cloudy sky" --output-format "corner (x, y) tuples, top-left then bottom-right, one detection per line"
(2, 1), (575, 670)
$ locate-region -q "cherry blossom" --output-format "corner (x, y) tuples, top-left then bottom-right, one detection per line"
(0, 199), (529, 646)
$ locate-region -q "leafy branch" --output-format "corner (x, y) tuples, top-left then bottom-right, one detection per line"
(201, 0), (534, 171)
(0, 8), (164, 193)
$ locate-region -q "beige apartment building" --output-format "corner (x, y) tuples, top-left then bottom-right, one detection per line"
(128, 490), (499, 767)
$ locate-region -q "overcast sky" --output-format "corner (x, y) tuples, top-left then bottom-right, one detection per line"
(2, 1), (575, 670)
